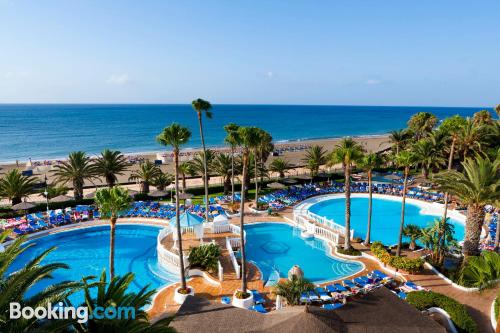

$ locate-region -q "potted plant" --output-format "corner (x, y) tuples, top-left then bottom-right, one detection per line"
(232, 289), (254, 309)
(174, 285), (195, 304)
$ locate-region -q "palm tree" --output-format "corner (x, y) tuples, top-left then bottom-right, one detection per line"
(254, 129), (273, 206)
(403, 224), (422, 251)
(157, 123), (192, 292)
(178, 162), (192, 193)
(407, 112), (438, 140)
(434, 155), (500, 256)
(0, 169), (36, 205)
(472, 109), (494, 126)
(438, 115), (467, 221)
(94, 186), (132, 280)
(128, 161), (162, 194)
(94, 149), (130, 187)
(42, 183), (69, 199)
(236, 126), (261, 294)
(212, 153), (233, 194)
(192, 98), (213, 222)
(0, 231), (82, 333)
(458, 118), (486, 160)
(269, 158), (291, 178)
(495, 104), (500, 118)
(153, 171), (174, 191)
(273, 276), (314, 306)
(55, 271), (174, 332)
(395, 151), (417, 256)
(359, 153), (381, 245)
(52, 151), (96, 200)
(388, 129), (408, 155)
(412, 138), (445, 179)
(224, 123), (241, 203)
(331, 138), (364, 250)
(303, 145), (328, 177)
(187, 150), (216, 185)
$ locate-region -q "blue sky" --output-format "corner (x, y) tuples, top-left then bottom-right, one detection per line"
(0, 0), (499, 106)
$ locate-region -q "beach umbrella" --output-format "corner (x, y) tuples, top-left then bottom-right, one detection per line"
(49, 195), (74, 203)
(149, 190), (168, 198)
(12, 202), (36, 211)
(84, 191), (96, 199)
(281, 178), (298, 185)
(267, 182), (286, 190)
(295, 174), (312, 181)
(178, 192), (194, 200)
(213, 214), (229, 225)
(170, 212), (204, 228)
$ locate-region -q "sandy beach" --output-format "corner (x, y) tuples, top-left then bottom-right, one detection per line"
(0, 135), (390, 205)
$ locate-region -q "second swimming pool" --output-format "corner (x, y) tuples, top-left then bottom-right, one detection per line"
(245, 223), (363, 285)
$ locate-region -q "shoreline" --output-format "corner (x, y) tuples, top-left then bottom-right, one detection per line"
(0, 133), (390, 166)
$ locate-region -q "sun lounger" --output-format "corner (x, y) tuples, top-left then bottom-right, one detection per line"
(300, 292), (310, 304)
(322, 303), (344, 310)
(251, 304), (267, 313)
(315, 287), (333, 301)
(221, 296), (231, 305)
(251, 290), (265, 305)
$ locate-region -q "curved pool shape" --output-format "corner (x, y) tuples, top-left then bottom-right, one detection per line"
(8, 224), (178, 304)
(245, 223), (363, 284)
(308, 197), (465, 245)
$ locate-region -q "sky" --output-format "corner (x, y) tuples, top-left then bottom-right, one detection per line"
(0, 0), (499, 106)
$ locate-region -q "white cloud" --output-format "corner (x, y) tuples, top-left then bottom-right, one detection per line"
(265, 71), (274, 79)
(106, 73), (131, 85)
(365, 78), (382, 85)
(2, 70), (29, 80)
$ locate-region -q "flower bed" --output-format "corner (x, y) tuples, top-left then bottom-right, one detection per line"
(370, 241), (424, 274)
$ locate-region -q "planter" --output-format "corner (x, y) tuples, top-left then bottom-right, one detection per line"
(173, 286), (195, 304)
(231, 289), (254, 309)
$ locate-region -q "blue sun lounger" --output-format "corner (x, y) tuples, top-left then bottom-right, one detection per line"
(334, 284), (348, 293)
(251, 290), (265, 305)
(325, 284), (337, 293)
(322, 303), (344, 310)
(251, 304), (267, 313)
(343, 280), (358, 290)
(315, 287), (332, 301)
(372, 270), (390, 280)
(300, 292), (310, 304)
(353, 277), (370, 287)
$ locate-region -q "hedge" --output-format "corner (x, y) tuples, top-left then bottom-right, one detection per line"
(370, 241), (424, 273)
(406, 291), (479, 333)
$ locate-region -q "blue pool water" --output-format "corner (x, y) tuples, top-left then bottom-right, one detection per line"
(308, 197), (465, 245)
(245, 223), (363, 284)
(8, 225), (178, 305)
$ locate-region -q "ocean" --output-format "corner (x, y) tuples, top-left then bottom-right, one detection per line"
(0, 104), (482, 163)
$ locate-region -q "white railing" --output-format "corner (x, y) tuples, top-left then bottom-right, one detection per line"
(156, 227), (189, 271)
(303, 211), (354, 240)
(218, 260), (224, 281)
(229, 224), (246, 242)
(314, 225), (339, 244)
(226, 236), (241, 279)
(211, 223), (231, 234)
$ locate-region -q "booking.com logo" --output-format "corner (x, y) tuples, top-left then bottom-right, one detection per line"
(10, 302), (135, 323)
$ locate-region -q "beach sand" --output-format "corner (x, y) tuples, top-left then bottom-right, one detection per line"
(0, 135), (390, 205)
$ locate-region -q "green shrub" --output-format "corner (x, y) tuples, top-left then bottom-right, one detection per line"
(188, 243), (221, 274)
(406, 291), (478, 333)
(336, 246), (361, 256)
(459, 251), (500, 289)
(370, 241), (424, 273)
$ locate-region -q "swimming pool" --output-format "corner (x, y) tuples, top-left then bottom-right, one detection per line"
(307, 196), (465, 245)
(8, 224), (178, 304)
(245, 223), (363, 285)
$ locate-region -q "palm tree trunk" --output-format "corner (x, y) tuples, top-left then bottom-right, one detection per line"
(197, 113), (210, 222)
(344, 164), (351, 250)
(181, 172), (186, 193)
(495, 218), (500, 251)
(223, 176), (231, 195)
(143, 181), (150, 194)
(463, 204), (485, 256)
(231, 146), (235, 204)
(254, 152), (259, 206)
(174, 150), (187, 290)
(109, 216), (116, 280)
(396, 167), (409, 257)
(442, 136), (456, 222)
(240, 149), (248, 292)
(364, 170), (373, 246)
(74, 179), (83, 201)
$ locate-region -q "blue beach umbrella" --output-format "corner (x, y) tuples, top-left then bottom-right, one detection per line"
(169, 212), (204, 228)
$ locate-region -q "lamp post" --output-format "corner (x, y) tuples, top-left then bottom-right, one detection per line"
(44, 174), (49, 216)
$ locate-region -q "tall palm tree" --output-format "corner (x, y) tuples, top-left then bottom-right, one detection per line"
(403, 224), (422, 251)
(0, 169), (36, 205)
(407, 112), (438, 140)
(331, 138), (364, 250)
(412, 138), (445, 179)
(0, 231), (82, 333)
(224, 123), (241, 204)
(388, 129), (408, 155)
(187, 150), (216, 185)
(254, 129), (273, 206)
(192, 98), (213, 222)
(458, 118), (486, 160)
(157, 123), (192, 292)
(212, 152), (233, 194)
(269, 158), (291, 178)
(395, 151), (417, 256)
(434, 155), (500, 256)
(128, 161), (162, 194)
(94, 186), (132, 280)
(236, 126), (261, 294)
(53, 151), (96, 200)
(438, 115), (467, 221)
(303, 145), (328, 177)
(153, 171), (174, 191)
(495, 104), (500, 118)
(94, 149), (130, 188)
(55, 271), (174, 332)
(472, 109), (494, 126)
(359, 153), (381, 245)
